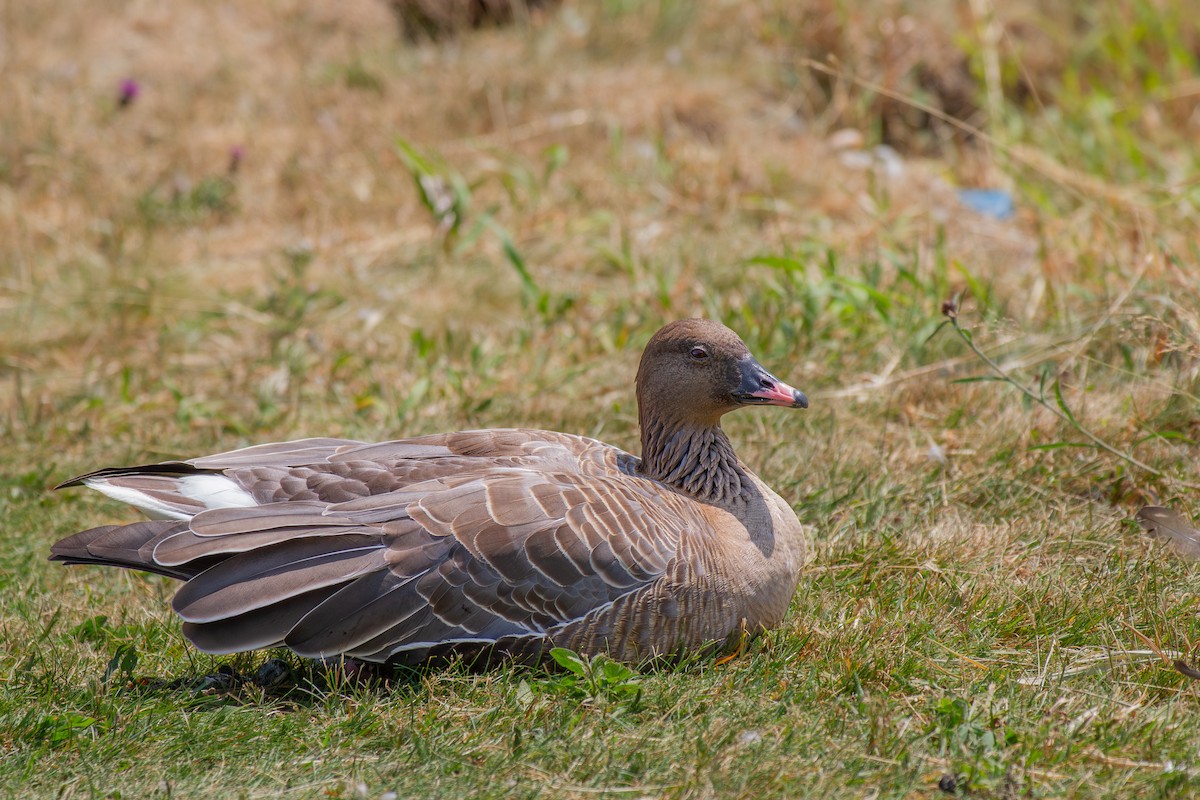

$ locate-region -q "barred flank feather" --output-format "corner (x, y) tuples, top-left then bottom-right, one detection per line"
(1136, 506), (1200, 561)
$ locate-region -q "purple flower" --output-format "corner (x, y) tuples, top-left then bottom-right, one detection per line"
(117, 78), (140, 108)
(228, 145), (245, 174)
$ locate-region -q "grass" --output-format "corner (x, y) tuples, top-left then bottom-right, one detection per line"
(2, 0), (1200, 796)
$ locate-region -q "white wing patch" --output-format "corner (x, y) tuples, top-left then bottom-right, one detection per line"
(178, 475), (258, 510)
(85, 474), (257, 521)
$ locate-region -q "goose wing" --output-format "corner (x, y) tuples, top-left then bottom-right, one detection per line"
(55, 430), (707, 662)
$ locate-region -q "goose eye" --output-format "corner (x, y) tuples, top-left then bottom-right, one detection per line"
(689, 347), (709, 360)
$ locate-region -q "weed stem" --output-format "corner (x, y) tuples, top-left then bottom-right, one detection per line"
(945, 313), (1199, 490)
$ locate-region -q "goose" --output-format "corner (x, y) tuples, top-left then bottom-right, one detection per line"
(51, 319), (810, 665)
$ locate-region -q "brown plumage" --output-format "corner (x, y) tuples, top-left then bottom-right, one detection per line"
(51, 319), (810, 664)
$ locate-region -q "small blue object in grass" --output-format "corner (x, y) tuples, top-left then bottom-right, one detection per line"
(957, 189), (1015, 220)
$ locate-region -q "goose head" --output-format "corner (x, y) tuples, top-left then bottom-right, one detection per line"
(635, 319), (808, 429)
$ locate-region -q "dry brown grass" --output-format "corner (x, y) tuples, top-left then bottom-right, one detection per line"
(0, 8), (1009, 460)
(3, 1), (1200, 797)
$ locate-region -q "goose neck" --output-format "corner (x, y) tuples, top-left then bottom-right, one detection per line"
(638, 416), (748, 505)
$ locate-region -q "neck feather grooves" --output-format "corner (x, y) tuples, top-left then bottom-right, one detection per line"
(638, 418), (748, 505)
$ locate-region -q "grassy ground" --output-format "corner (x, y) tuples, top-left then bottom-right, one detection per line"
(3, 0), (1200, 797)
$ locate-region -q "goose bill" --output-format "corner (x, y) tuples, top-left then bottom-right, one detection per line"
(732, 359), (809, 409)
